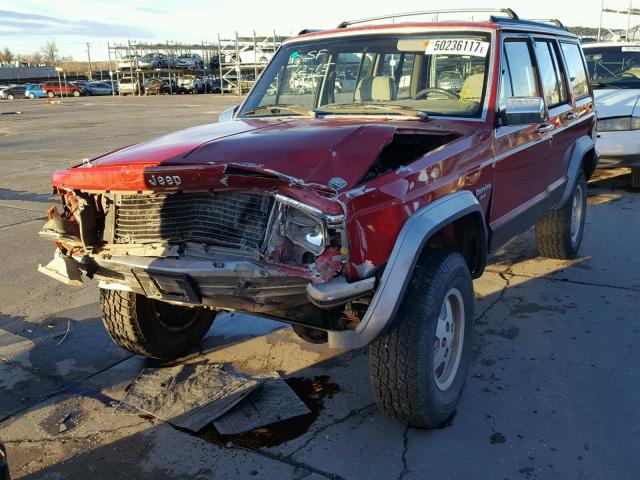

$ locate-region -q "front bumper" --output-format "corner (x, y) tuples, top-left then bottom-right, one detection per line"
(93, 254), (313, 313)
(596, 130), (640, 167)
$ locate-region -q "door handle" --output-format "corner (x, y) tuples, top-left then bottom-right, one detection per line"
(536, 123), (554, 133)
(565, 111), (578, 121)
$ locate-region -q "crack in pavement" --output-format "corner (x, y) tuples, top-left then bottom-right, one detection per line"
(286, 403), (377, 458)
(0, 216), (47, 229)
(4, 420), (149, 445)
(0, 353), (134, 427)
(501, 270), (640, 293)
(397, 425), (410, 480)
(475, 267), (512, 324)
(238, 444), (348, 480)
(0, 202), (50, 213)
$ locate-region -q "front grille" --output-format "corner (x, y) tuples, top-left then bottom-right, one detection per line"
(113, 192), (272, 250)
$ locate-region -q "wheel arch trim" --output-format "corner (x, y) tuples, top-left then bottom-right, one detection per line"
(557, 135), (597, 208)
(328, 190), (486, 349)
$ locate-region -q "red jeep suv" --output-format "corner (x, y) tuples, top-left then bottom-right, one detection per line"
(39, 9), (597, 427)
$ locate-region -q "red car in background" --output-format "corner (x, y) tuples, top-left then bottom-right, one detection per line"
(41, 81), (82, 98)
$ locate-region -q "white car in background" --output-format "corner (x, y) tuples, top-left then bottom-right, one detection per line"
(583, 42), (640, 187)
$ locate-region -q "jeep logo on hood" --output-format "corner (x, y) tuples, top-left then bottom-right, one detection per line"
(146, 174), (182, 187)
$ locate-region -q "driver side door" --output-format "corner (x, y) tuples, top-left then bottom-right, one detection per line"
(490, 36), (556, 247)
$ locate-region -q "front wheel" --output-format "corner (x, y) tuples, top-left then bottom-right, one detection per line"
(28, 93), (35, 99)
(47, 91), (55, 98)
(7, 94), (13, 100)
(72, 90), (81, 97)
(631, 167), (640, 189)
(535, 173), (587, 259)
(100, 289), (215, 360)
(369, 249), (474, 428)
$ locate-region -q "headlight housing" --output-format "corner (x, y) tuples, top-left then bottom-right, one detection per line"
(283, 207), (326, 255)
(597, 116), (640, 132)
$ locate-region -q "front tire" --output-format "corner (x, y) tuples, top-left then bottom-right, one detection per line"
(28, 93), (35, 99)
(535, 173), (587, 259)
(369, 249), (474, 428)
(631, 167), (640, 189)
(72, 90), (81, 97)
(47, 91), (55, 98)
(100, 289), (215, 360)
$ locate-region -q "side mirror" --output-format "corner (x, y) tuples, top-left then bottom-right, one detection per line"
(503, 97), (545, 125)
(219, 104), (239, 122)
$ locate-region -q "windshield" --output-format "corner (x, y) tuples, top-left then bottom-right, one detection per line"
(239, 33), (491, 119)
(584, 45), (640, 89)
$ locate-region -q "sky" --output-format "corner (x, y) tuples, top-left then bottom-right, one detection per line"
(0, 0), (637, 61)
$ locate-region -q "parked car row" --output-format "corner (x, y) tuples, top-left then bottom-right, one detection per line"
(116, 53), (205, 70)
(113, 48), (277, 72)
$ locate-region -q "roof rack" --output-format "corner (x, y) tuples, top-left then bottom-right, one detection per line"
(528, 18), (567, 28)
(337, 8), (518, 28)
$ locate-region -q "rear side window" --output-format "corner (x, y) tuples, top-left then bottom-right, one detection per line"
(499, 40), (539, 110)
(560, 42), (590, 99)
(535, 40), (568, 107)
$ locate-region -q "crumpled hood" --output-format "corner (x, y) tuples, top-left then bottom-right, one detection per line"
(80, 118), (398, 191)
(593, 88), (640, 118)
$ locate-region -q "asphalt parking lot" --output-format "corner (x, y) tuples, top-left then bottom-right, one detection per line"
(0, 95), (639, 480)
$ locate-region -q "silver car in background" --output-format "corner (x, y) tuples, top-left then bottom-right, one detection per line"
(583, 42), (640, 188)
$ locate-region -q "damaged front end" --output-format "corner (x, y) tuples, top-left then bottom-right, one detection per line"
(38, 186), (376, 335)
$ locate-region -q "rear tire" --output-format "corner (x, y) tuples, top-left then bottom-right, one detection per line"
(535, 173), (587, 259)
(631, 167), (640, 189)
(100, 289), (215, 360)
(369, 249), (474, 428)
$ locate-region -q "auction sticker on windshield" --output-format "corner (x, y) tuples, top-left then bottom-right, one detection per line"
(425, 39), (490, 57)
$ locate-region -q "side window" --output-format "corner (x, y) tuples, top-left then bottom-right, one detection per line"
(560, 42), (590, 99)
(500, 40), (539, 110)
(534, 40), (568, 107)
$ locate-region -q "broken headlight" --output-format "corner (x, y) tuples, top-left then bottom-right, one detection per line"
(284, 207), (326, 255)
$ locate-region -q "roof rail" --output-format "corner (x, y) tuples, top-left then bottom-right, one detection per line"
(528, 18), (567, 28)
(337, 8), (518, 28)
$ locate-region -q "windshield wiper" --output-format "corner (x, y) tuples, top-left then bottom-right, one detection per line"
(242, 104), (317, 117)
(320, 103), (429, 120)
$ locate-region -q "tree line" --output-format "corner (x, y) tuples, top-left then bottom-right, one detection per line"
(0, 41), (71, 66)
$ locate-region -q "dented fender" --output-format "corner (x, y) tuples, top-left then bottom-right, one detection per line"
(327, 190), (486, 349)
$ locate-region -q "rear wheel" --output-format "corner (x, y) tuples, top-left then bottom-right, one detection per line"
(28, 93), (35, 99)
(7, 94), (13, 100)
(100, 289), (215, 360)
(369, 249), (474, 428)
(535, 173), (587, 259)
(631, 167), (640, 189)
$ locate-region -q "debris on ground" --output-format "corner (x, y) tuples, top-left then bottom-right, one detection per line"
(117, 363), (262, 431)
(57, 412), (75, 434)
(118, 363), (312, 434)
(213, 377), (310, 435)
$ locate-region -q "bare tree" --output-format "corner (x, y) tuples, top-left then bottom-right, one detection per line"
(30, 51), (43, 66)
(40, 41), (59, 65)
(0, 47), (14, 63)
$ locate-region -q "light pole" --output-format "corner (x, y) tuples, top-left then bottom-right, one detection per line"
(627, 0), (634, 39)
(86, 42), (93, 80)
